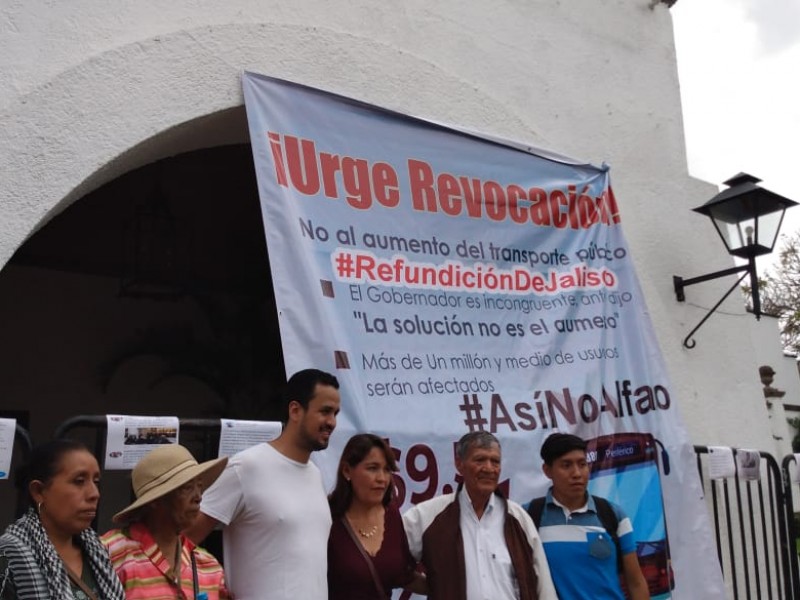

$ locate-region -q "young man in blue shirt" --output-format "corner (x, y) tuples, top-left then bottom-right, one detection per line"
(529, 433), (650, 600)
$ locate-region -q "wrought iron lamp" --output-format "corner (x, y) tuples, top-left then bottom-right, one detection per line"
(673, 173), (797, 349)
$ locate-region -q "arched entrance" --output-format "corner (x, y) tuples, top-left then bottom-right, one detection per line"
(0, 21), (542, 526)
(0, 135), (287, 526)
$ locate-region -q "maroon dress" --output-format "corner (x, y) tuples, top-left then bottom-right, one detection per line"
(327, 504), (416, 600)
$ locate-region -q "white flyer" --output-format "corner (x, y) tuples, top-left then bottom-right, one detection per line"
(0, 418), (16, 480)
(736, 449), (761, 481)
(105, 414), (180, 470)
(707, 446), (736, 480)
(218, 419), (281, 458)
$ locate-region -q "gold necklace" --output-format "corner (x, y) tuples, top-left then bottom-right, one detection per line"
(357, 524), (379, 538)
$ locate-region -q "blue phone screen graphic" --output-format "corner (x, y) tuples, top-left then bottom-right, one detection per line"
(587, 433), (674, 600)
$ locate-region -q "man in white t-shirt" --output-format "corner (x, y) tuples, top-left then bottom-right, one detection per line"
(187, 369), (341, 600)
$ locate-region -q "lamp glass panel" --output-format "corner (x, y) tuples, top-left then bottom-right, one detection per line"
(758, 210), (784, 251)
(712, 213), (784, 258)
(715, 218), (753, 253)
(709, 202), (787, 251)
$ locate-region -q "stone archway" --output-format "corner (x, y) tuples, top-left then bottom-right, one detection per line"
(0, 21), (540, 527)
(0, 22), (540, 267)
(0, 139), (289, 428)
(0, 140), (287, 528)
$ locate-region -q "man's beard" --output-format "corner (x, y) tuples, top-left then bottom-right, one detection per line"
(301, 427), (332, 452)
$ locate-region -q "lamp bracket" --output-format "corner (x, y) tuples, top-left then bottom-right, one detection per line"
(673, 257), (759, 349)
(673, 263), (749, 302)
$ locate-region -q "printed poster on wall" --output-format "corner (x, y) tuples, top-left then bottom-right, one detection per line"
(105, 415), (180, 470)
(218, 419), (282, 458)
(242, 72), (726, 599)
(0, 418), (15, 479)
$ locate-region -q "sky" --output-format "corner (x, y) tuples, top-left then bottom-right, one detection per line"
(671, 0), (800, 273)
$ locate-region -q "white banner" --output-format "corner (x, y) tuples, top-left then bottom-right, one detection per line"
(243, 72), (725, 599)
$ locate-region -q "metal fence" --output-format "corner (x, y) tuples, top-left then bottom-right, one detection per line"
(694, 446), (799, 600)
(781, 455), (800, 598)
(9, 424), (33, 520)
(53, 414), (223, 462)
(2, 415), (226, 530)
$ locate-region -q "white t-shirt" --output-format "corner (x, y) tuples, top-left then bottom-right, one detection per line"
(200, 443), (331, 600)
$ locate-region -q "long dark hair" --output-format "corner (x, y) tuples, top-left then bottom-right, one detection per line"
(328, 433), (398, 520)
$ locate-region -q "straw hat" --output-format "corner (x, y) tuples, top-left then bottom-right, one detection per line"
(113, 444), (228, 523)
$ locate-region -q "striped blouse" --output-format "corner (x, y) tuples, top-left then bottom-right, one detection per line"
(101, 523), (229, 600)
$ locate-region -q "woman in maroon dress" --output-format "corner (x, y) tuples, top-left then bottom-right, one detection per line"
(327, 434), (426, 599)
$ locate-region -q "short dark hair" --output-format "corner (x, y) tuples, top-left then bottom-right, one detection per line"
(328, 433), (398, 519)
(540, 433), (587, 465)
(281, 368), (339, 421)
(455, 431), (500, 460)
(16, 439), (92, 506)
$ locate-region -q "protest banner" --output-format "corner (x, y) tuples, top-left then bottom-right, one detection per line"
(243, 72), (725, 598)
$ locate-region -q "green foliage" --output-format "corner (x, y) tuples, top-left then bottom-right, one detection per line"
(788, 417), (800, 453)
(745, 230), (800, 355)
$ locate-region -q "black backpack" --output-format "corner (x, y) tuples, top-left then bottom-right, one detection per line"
(527, 495), (623, 573)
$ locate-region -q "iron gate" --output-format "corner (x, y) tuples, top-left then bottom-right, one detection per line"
(695, 446), (799, 599)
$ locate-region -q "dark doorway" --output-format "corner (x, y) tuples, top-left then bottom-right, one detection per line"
(0, 144), (286, 527)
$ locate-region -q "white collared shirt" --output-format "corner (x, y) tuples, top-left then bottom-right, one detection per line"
(459, 490), (520, 600)
(551, 493), (589, 519)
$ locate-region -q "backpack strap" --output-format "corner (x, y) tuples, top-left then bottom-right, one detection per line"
(591, 495), (623, 573)
(526, 497), (546, 528)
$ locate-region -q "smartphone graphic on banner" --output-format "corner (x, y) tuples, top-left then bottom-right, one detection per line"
(586, 433), (674, 600)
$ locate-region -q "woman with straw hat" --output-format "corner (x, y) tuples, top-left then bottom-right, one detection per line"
(100, 445), (229, 600)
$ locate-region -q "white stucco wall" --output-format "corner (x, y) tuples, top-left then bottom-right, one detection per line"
(751, 315), (800, 457)
(0, 1), (776, 451)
